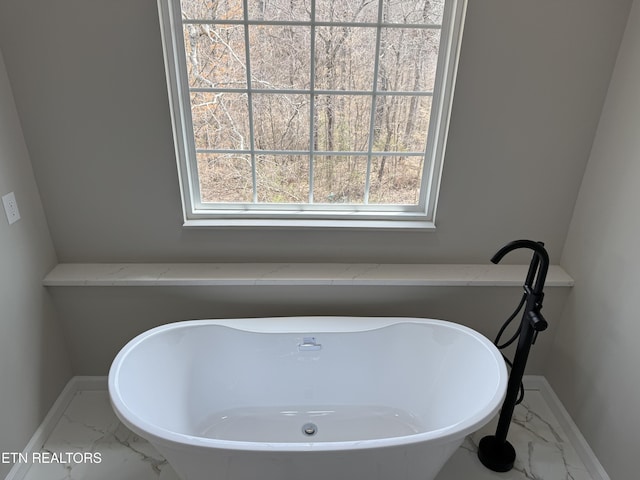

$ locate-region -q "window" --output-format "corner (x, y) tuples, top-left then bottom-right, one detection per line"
(158, 0), (467, 228)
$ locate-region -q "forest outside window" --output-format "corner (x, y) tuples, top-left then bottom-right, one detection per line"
(158, 0), (467, 228)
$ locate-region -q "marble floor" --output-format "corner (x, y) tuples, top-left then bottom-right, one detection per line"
(18, 386), (598, 480)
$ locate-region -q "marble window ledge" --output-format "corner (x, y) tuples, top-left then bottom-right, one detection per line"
(43, 263), (574, 288)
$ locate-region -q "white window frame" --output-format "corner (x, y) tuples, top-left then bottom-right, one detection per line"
(157, 0), (467, 229)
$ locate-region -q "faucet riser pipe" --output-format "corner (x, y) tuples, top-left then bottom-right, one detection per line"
(477, 240), (550, 473)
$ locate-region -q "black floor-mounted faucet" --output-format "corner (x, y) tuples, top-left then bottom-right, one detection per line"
(477, 240), (550, 472)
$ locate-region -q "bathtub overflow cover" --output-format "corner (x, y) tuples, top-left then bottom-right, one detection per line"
(302, 423), (317, 436)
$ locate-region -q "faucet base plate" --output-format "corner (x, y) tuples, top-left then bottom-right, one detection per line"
(477, 435), (516, 472)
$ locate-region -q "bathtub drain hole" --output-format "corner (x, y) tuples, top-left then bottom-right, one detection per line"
(302, 423), (317, 436)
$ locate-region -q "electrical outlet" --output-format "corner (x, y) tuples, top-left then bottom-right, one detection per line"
(2, 192), (21, 225)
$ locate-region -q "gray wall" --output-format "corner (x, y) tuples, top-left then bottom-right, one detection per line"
(50, 284), (569, 375)
(0, 0), (632, 263)
(0, 50), (72, 479)
(548, 2), (640, 478)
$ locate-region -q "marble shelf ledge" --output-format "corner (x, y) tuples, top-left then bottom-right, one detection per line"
(43, 263), (574, 288)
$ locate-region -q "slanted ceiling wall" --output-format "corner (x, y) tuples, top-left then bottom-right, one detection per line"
(0, 49), (72, 480)
(549, 1), (640, 477)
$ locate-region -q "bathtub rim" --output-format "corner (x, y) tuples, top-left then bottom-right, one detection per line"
(109, 316), (508, 452)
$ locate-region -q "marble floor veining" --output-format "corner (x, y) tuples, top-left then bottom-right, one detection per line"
(18, 387), (597, 480)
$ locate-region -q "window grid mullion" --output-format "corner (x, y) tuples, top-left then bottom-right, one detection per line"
(189, 87), (434, 96)
(195, 149), (427, 156)
(308, 0), (317, 204)
(242, 0), (258, 203)
(183, 19), (442, 30)
(364, 0), (387, 205)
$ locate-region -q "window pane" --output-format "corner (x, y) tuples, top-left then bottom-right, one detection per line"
(181, 0), (244, 20)
(247, 0), (310, 21)
(373, 95), (431, 152)
(383, 0), (444, 25)
(314, 95), (372, 152)
(183, 24), (246, 89)
(315, 0), (378, 23)
(191, 92), (250, 150)
(368, 156), (423, 205)
(253, 94), (310, 150)
(314, 27), (376, 91)
(378, 27), (440, 92)
(198, 153), (253, 202)
(249, 25), (310, 90)
(313, 156), (367, 204)
(256, 155), (310, 203)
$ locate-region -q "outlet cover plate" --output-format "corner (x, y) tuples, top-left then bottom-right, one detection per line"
(2, 191), (21, 225)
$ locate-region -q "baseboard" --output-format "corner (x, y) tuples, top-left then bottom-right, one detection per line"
(523, 375), (610, 480)
(6, 376), (607, 480)
(4, 376), (107, 480)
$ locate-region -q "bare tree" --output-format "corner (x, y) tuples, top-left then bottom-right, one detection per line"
(182, 0), (444, 204)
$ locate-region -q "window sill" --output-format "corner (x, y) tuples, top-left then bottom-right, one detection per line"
(43, 263), (574, 288)
(182, 218), (437, 230)
(183, 207), (438, 229)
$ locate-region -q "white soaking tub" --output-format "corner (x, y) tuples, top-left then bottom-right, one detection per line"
(109, 316), (507, 480)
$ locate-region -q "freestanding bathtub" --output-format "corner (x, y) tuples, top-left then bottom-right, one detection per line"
(109, 317), (507, 480)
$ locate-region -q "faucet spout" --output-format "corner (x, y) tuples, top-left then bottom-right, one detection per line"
(491, 239), (549, 295)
